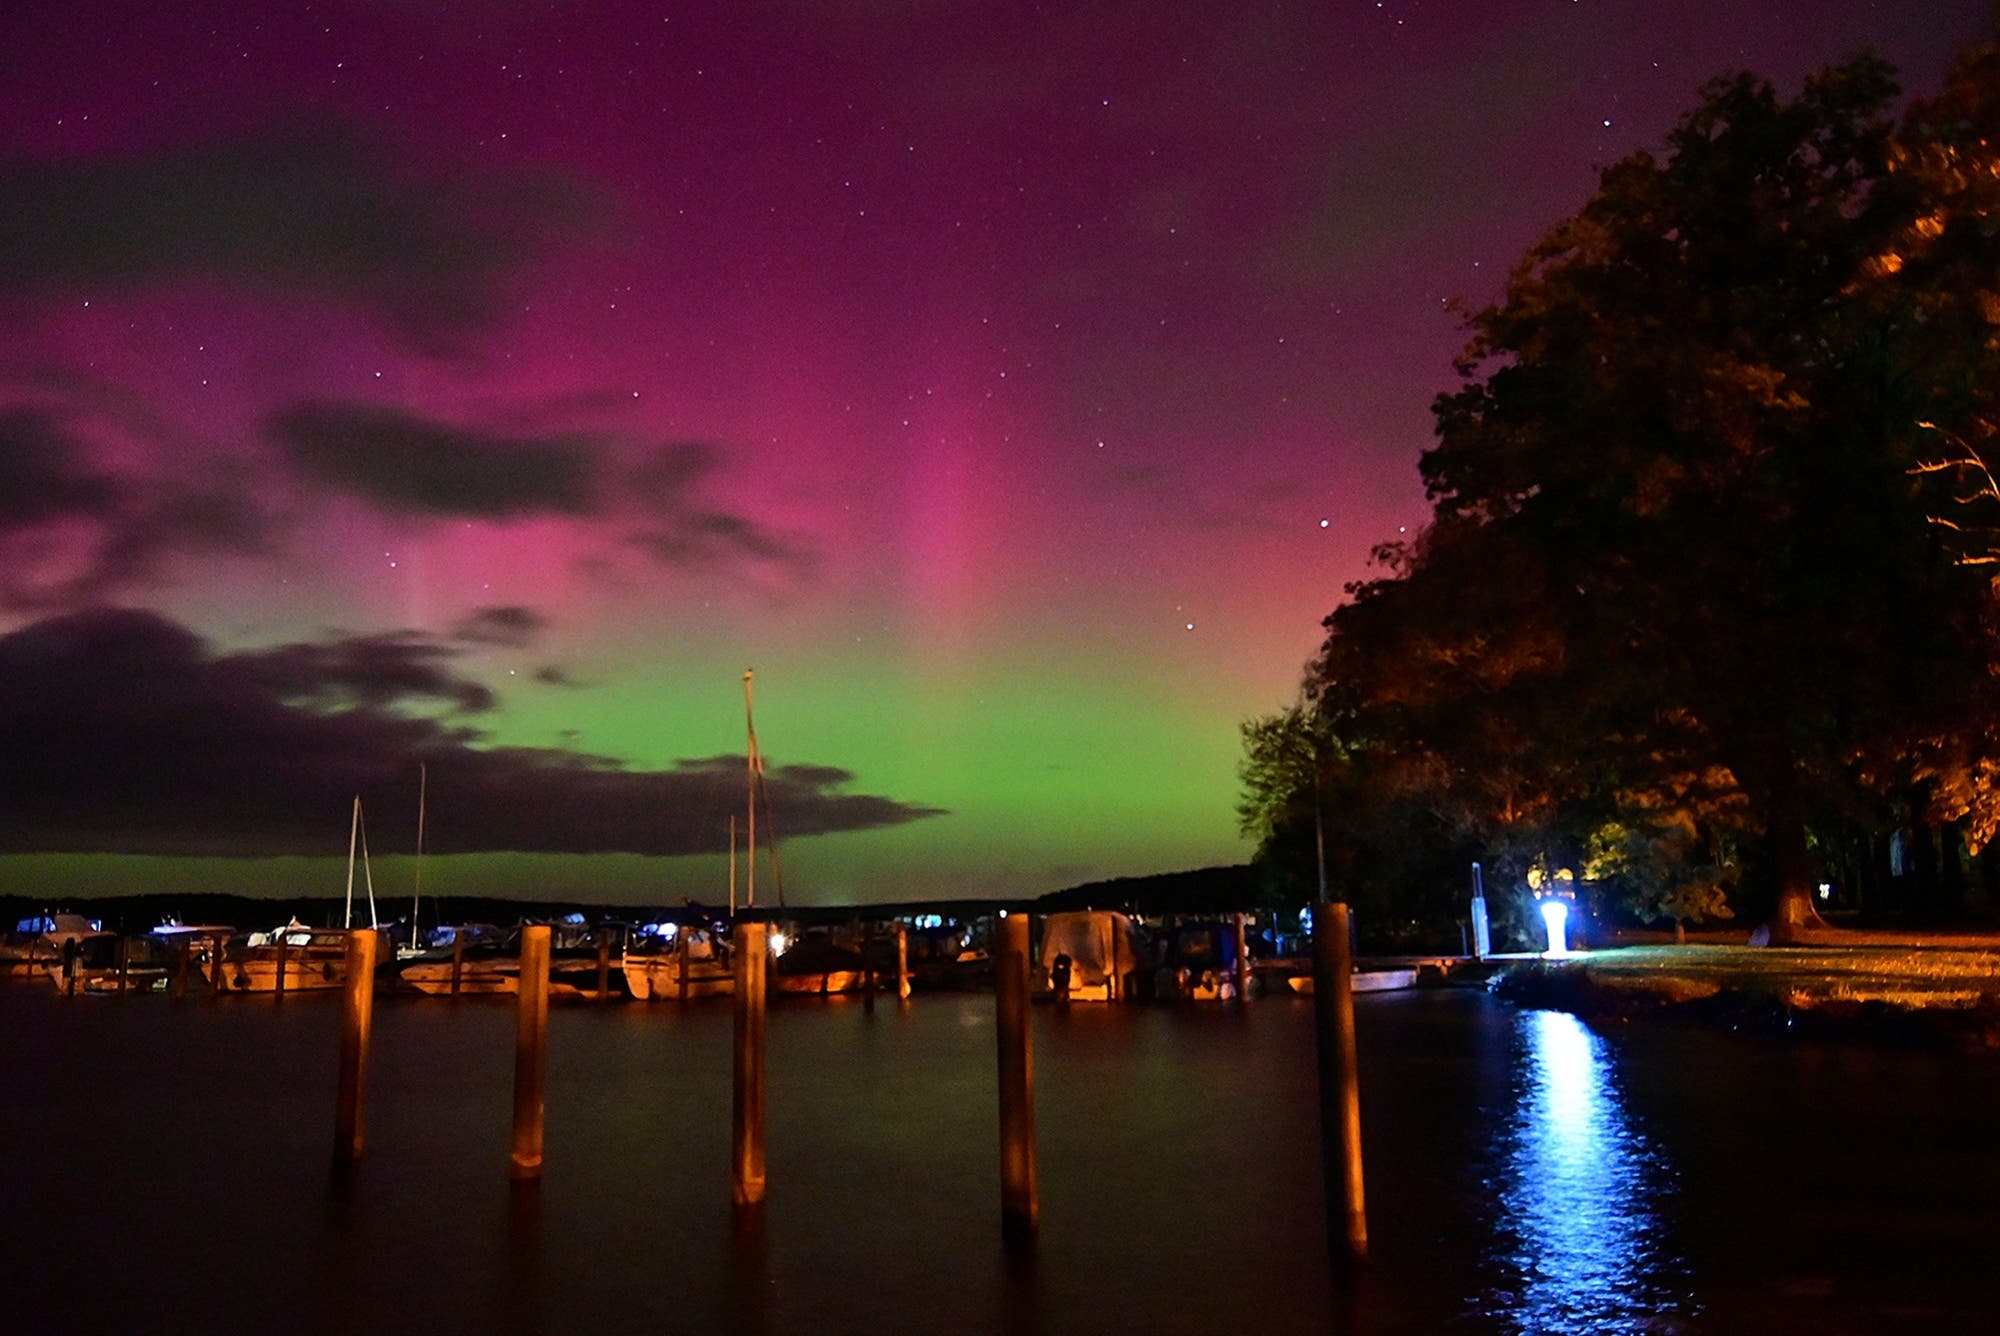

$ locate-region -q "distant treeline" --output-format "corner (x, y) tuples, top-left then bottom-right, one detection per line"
(1, 864), (1268, 935)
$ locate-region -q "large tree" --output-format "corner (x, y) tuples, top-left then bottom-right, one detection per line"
(1256, 45), (2000, 942)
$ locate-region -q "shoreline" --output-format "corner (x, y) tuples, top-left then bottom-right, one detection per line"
(1494, 944), (2000, 1054)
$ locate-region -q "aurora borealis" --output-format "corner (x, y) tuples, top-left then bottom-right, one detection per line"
(1, 1), (1989, 907)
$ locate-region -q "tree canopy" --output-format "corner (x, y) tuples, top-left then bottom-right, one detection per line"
(1245, 41), (2000, 947)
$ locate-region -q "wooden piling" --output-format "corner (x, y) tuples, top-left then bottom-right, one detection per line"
(333, 928), (380, 1164)
(210, 931), (227, 995)
(1312, 901), (1367, 1261)
(450, 935), (464, 996)
(510, 924), (552, 1181)
(863, 921), (877, 1012)
(995, 912), (1038, 1245)
(274, 936), (288, 998)
(1233, 912), (1250, 1002)
(595, 932), (611, 1001)
(677, 925), (691, 1003)
(895, 924), (910, 1000)
(172, 940), (188, 999)
(116, 934), (129, 994)
(732, 921), (769, 1208)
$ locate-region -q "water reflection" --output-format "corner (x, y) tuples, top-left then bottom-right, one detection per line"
(1482, 1009), (1695, 1332)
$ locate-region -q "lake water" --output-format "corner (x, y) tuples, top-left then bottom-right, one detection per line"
(7, 983), (1999, 1333)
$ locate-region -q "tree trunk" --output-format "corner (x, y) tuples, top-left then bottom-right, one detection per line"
(1939, 820), (1967, 920)
(1765, 787), (1826, 945)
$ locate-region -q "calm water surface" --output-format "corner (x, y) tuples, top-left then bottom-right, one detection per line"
(6, 984), (1998, 1333)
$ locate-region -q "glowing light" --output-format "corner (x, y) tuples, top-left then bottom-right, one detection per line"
(1539, 898), (1570, 956)
(769, 930), (790, 955)
(1817, 882), (1832, 900)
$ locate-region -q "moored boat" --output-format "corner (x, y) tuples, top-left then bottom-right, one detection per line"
(219, 922), (351, 992)
(771, 928), (871, 995)
(623, 920), (734, 1000)
(2, 913), (107, 980)
(1282, 967), (1422, 995)
(398, 921), (624, 999)
(1036, 910), (1142, 1001)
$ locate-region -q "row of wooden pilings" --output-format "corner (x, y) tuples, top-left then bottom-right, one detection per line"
(328, 904), (1369, 1265)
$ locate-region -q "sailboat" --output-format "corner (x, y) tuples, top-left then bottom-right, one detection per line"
(396, 763), (432, 961)
(623, 672), (783, 1001)
(730, 669), (866, 997)
(218, 797), (375, 992)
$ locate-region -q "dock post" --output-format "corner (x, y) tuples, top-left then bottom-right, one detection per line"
(677, 926), (691, 1003)
(732, 921), (769, 1208)
(863, 921), (877, 1012)
(274, 936), (288, 998)
(172, 939), (188, 999)
(210, 931), (227, 995)
(1233, 912), (1251, 1002)
(334, 928), (380, 1165)
(116, 934), (129, 994)
(1312, 901), (1367, 1261)
(895, 924), (910, 1000)
(995, 912), (1038, 1247)
(595, 932), (611, 1001)
(450, 935), (464, 996)
(510, 924), (552, 1181)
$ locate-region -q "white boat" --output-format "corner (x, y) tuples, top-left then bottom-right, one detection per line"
(399, 921), (623, 999)
(7, 914), (170, 993)
(1283, 968), (1420, 995)
(1036, 910), (1142, 1001)
(2, 913), (106, 979)
(622, 922), (734, 1000)
(218, 922), (351, 992)
(211, 795), (384, 994)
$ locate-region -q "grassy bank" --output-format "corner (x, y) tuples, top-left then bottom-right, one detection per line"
(1495, 944), (2000, 1053)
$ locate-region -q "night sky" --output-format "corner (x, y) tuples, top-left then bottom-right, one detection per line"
(1, 0), (1989, 908)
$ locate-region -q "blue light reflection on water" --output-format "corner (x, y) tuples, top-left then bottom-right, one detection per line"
(1481, 1008), (1698, 1333)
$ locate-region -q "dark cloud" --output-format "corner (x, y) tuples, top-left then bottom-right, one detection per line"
(0, 609), (945, 856)
(223, 632), (496, 714)
(532, 665), (582, 687)
(0, 407), (277, 609)
(271, 401), (601, 517)
(269, 404), (815, 575)
(0, 406), (121, 524)
(0, 124), (599, 345)
(626, 511), (816, 572)
(452, 604), (549, 648)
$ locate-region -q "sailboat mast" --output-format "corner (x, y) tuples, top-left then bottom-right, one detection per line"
(744, 668), (756, 910)
(411, 762), (427, 947)
(359, 799), (379, 928)
(729, 813), (737, 917)
(345, 796), (360, 929)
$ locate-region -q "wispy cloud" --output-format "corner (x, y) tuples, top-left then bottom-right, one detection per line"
(0, 123), (601, 346)
(0, 406), (277, 609)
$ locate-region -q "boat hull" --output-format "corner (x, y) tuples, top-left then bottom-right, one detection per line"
(774, 968), (869, 996)
(397, 956), (620, 999)
(1284, 968), (1419, 995)
(623, 952), (734, 1000)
